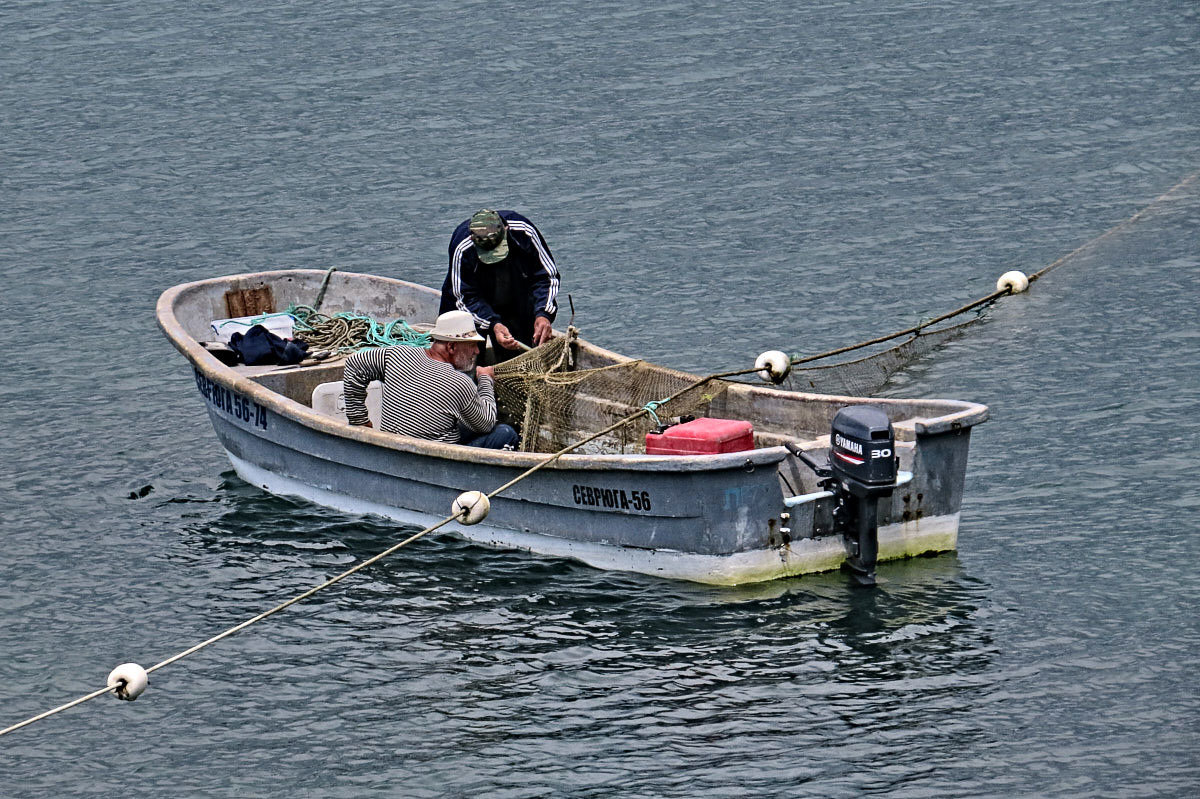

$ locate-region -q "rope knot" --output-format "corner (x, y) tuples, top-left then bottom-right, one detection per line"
(641, 400), (666, 427)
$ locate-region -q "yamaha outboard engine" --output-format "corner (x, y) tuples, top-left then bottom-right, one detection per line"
(829, 406), (897, 586)
(788, 406), (900, 587)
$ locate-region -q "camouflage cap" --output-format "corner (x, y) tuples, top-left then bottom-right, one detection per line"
(468, 208), (509, 264)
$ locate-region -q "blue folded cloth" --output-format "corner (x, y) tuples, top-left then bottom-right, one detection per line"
(228, 324), (309, 366)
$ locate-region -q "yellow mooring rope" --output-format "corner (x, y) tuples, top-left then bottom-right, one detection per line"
(3, 168), (1195, 738)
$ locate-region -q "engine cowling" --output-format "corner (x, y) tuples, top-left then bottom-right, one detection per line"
(830, 406), (897, 498)
(831, 406), (897, 586)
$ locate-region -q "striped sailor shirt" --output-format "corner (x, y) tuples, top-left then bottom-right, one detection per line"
(342, 345), (496, 443)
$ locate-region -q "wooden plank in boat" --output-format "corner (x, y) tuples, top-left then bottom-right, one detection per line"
(224, 286), (275, 318)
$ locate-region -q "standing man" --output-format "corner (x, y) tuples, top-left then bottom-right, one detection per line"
(342, 310), (518, 449)
(440, 208), (561, 362)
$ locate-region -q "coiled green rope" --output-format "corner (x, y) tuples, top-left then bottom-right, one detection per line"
(285, 304), (431, 353)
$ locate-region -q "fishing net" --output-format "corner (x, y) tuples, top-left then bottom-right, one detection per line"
(490, 316), (983, 453)
(781, 317), (981, 396)
(775, 171), (1200, 398)
(492, 336), (733, 454)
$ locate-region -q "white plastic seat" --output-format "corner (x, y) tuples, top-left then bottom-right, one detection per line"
(312, 380), (382, 427)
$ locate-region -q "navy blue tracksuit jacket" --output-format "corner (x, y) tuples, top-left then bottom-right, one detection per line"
(439, 210), (560, 347)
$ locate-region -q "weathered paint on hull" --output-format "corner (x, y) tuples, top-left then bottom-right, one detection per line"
(209, 406), (791, 562)
(228, 452), (959, 586)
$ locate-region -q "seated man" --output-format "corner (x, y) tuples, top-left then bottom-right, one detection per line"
(342, 310), (518, 449)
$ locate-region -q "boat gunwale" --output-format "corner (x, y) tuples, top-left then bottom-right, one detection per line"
(157, 269), (988, 472)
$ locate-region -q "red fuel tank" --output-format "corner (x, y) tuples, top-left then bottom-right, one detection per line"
(644, 417), (755, 455)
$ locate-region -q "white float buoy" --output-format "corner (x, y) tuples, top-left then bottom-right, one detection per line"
(754, 350), (791, 384)
(452, 491), (490, 525)
(996, 270), (1030, 293)
(107, 663), (148, 701)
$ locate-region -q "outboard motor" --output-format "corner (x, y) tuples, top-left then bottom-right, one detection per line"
(829, 406), (897, 586)
(787, 405), (898, 587)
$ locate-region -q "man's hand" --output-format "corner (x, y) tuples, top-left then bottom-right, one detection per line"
(493, 323), (522, 350)
(532, 316), (554, 346)
(476, 365), (495, 379)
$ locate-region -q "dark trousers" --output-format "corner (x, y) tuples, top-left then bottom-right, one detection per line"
(461, 423), (519, 449)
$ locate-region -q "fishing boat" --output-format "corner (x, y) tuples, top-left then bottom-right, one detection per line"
(157, 269), (988, 586)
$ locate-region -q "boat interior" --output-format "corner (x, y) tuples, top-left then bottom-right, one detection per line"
(166, 270), (977, 463)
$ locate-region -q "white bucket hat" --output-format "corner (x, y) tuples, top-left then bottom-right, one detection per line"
(428, 310), (485, 343)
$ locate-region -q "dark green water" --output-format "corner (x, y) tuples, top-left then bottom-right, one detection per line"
(1, 1), (1197, 796)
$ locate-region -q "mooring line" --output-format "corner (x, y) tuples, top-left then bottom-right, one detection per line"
(0, 516), (465, 738)
(1028, 168), (1199, 283)
(788, 288), (1010, 368)
(0, 686), (119, 738)
(0, 357), (765, 739)
(788, 168), (1200, 368)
